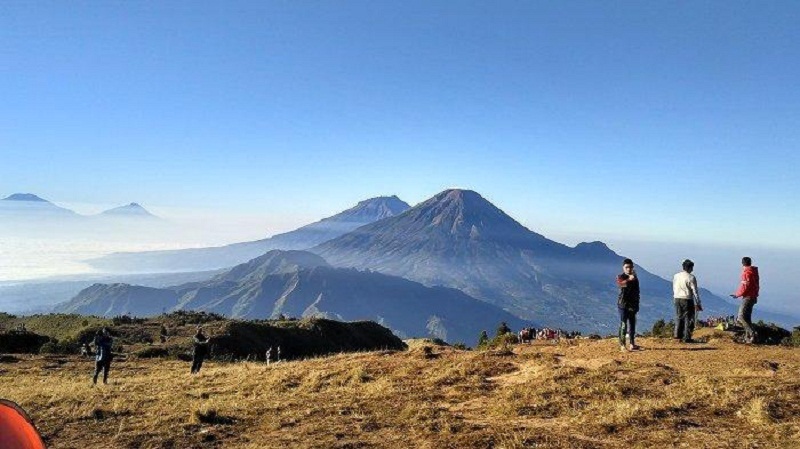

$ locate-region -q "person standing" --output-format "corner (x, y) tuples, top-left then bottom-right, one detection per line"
(672, 259), (703, 343)
(731, 257), (760, 343)
(616, 258), (641, 352)
(92, 328), (113, 385)
(191, 325), (210, 374)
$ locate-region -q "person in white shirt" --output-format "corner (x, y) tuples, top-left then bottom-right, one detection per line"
(672, 259), (703, 343)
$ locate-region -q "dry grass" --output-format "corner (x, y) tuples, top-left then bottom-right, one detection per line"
(3, 329), (800, 448)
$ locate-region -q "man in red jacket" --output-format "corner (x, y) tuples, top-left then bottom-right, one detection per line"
(731, 257), (760, 343)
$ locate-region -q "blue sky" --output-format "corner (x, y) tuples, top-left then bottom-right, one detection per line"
(2, 1), (799, 248)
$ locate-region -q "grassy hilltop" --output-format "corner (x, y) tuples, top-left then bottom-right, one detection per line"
(2, 328), (800, 449)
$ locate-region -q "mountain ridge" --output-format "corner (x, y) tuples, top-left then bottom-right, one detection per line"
(85, 196), (412, 273)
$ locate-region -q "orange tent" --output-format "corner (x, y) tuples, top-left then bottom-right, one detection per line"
(0, 400), (46, 449)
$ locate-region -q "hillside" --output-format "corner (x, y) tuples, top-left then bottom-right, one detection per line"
(59, 251), (531, 345)
(1, 329), (799, 448)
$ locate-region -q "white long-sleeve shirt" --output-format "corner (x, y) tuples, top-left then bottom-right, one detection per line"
(672, 271), (701, 306)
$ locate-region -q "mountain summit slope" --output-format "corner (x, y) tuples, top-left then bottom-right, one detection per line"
(314, 189), (734, 332)
(85, 196), (411, 273)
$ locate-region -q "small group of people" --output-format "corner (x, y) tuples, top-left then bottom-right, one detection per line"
(697, 315), (738, 329)
(616, 256), (760, 352)
(87, 324), (212, 384)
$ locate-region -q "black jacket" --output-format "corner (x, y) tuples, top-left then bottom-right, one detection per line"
(617, 274), (640, 312)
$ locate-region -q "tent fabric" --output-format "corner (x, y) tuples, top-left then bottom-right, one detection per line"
(0, 399), (47, 449)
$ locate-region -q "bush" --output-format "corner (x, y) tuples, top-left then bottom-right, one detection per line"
(650, 319), (675, 338)
(782, 327), (800, 347)
(479, 333), (518, 350)
(135, 346), (170, 358)
(39, 338), (78, 354)
(751, 322), (790, 345)
(0, 331), (51, 353)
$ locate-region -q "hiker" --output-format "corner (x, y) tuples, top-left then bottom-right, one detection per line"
(731, 257), (760, 343)
(191, 325), (210, 374)
(616, 258), (641, 352)
(672, 259), (702, 343)
(496, 322), (511, 337)
(92, 328), (113, 385)
(478, 330), (489, 346)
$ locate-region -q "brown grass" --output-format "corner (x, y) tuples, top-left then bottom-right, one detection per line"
(2, 329), (800, 448)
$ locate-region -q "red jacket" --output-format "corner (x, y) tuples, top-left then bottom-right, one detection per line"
(734, 266), (759, 299)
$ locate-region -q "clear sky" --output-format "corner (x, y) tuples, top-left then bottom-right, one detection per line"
(2, 1), (799, 248)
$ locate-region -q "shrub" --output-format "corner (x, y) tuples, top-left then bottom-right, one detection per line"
(135, 346), (170, 358)
(38, 338), (78, 354)
(650, 319), (675, 338)
(0, 331), (50, 353)
(782, 327), (800, 347)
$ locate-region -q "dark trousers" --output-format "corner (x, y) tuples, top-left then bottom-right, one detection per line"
(674, 298), (695, 342)
(191, 353), (206, 374)
(618, 307), (636, 347)
(738, 297), (758, 342)
(93, 358), (111, 384)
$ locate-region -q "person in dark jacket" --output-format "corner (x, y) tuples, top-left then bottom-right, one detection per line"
(92, 328), (113, 385)
(732, 257), (760, 343)
(616, 258), (641, 352)
(191, 326), (210, 374)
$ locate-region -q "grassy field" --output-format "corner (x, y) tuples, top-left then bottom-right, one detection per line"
(2, 328), (800, 449)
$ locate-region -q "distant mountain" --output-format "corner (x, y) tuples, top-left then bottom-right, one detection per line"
(99, 202), (158, 218)
(59, 283), (179, 316)
(0, 193), (79, 216)
(313, 189), (739, 333)
(60, 250), (529, 344)
(85, 195), (411, 273)
(3, 193), (49, 202)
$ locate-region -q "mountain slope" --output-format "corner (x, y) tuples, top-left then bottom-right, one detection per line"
(313, 189), (739, 332)
(59, 283), (179, 316)
(85, 196), (410, 273)
(60, 250), (529, 344)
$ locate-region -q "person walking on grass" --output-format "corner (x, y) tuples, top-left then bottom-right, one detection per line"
(616, 258), (641, 352)
(92, 327), (113, 385)
(191, 325), (210, 374)
(672, 259), (703, 343)
(731, 256), (760, 344)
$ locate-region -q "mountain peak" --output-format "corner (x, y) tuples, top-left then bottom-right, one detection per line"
(573, 241), (619, 260)
(101, 202), (155, 217)
(337, 195), (410, 222)
(412, 189), (532, 240)
(2, 193), (48, 202)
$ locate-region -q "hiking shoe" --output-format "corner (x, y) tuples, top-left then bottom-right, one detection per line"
(682, 339), (696, 344)
(628, 344), (641, 351)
